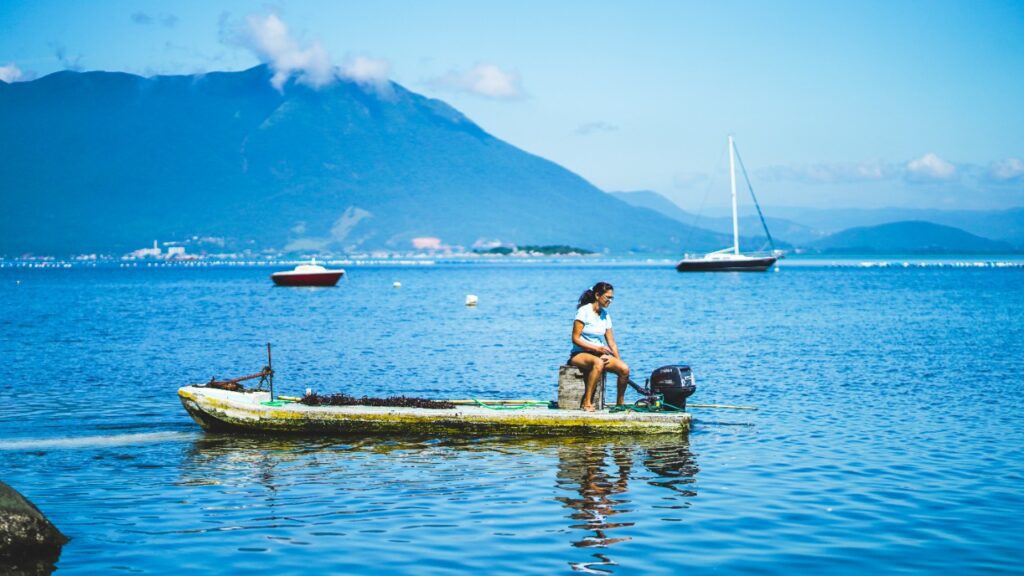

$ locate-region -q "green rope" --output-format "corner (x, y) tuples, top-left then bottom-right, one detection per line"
(260, 400), (295, 407)
(608, 396), (687, 413)
(472, 399), (548, 410)
(609, 405), (652, 413)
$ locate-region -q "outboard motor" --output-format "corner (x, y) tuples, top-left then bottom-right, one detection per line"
(649, 365), (696, 411)
(627, 365), (697, 411)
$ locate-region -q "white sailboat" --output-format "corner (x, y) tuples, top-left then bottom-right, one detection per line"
(676, 136), (782, 272)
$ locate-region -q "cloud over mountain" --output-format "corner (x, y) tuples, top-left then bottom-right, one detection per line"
(762, 154), (969, 186)
(342, 55), (392, 96)
(429, 63), (523, 99)
(0, 63), (22, 83)
(988, 158), (1024, 183)
(222, 12), (394, 94)
(761, 160), (897, 184)
(240, 13), (335, 90)
(906, 153), (957, 182)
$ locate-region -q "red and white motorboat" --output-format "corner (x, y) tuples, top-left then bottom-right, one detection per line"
(271, 259), (345, 287)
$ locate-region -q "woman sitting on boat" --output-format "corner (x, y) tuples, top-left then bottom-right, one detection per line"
(570, 282), (630, 411)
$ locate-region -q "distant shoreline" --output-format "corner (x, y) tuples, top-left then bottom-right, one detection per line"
(3, 254), (1024, 270)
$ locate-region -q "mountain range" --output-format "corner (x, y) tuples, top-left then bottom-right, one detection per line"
(809, 221), (1013, 254)
(0, 65), (728, 257)
(611, 191), (1024, 253)
(2, 66), (1020, 258)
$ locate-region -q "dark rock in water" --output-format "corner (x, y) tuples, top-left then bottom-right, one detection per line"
(0, 481), (68, 575)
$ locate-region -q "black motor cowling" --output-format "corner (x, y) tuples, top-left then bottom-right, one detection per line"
(649, 365), (696, 411)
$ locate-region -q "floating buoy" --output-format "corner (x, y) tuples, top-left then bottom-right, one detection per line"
(465, 294), (478, 307)
(774, 266), (780, 272)
(393, 281), (401, 288)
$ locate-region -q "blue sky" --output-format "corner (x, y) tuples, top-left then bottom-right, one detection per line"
(1, 0), (1022, 211)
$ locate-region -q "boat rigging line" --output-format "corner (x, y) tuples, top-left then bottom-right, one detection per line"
(682, 142), (728, 254)
(731, 141), (776, 253)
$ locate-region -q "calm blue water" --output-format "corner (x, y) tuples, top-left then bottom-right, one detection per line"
(2, 260), (1023, 574)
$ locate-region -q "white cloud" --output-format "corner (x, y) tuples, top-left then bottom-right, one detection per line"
(227, 13), (394, 94)
(575, 121), (618, 136)
(906, 152), (957, 182)
(341, 55), (393, 96)
(243, 13), (336, 90)
(429, 63), (523, 99)
(988, 158), (1024, 182)
(412, 237), (443, 250)
(0, 62), (23, 83)
(761, 160), (897, 184)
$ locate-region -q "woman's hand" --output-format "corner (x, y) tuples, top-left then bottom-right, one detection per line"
(604, 329), (620, 359)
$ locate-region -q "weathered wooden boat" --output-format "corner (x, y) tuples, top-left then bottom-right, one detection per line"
(178, 385), (691, 436)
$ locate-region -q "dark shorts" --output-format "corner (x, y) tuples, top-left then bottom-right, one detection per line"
(568, 349), (602, 364)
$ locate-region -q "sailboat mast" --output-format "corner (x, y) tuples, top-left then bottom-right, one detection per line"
(729, 136), (739, 255)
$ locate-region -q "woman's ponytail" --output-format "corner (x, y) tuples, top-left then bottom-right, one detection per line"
(577, 289), (595, 309)
(577, 281), (613, 308)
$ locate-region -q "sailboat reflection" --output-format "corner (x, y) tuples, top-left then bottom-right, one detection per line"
(555, 437), (698, 573)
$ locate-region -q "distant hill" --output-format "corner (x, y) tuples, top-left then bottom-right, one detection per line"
(609, 190), (696, 223)
(769, 207), (1024, 249)
(0, 66), (728, 256)
(614, 190), (1024, 252)
(610, 189), (818, 247)
(809, 221), (1015, 254)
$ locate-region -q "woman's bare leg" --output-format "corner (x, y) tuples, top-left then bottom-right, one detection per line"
(604, 357), (630, 406)
(569, 354), (605, 411)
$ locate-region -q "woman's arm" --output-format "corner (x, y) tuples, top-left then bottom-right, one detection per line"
(573, 320), (609, 354)
(605, 328), (620, 358)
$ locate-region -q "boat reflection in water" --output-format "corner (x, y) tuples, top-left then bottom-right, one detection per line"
(177, 434), (698, 573)
(555, 437), (699, 573)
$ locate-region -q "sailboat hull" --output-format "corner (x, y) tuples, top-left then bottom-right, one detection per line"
(675, 256), (777, 272)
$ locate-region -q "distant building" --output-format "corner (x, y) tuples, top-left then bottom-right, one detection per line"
(128, 240), (161, 259)
(411, 237), (444, 250)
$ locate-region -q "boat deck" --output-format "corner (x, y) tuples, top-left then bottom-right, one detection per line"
(178, 386), (691, 436)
